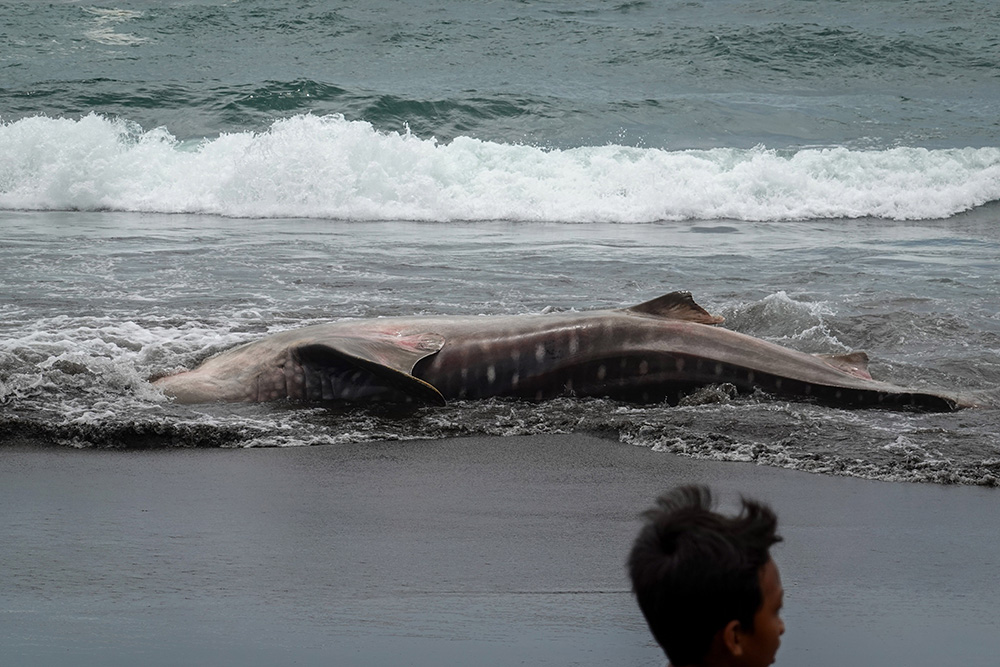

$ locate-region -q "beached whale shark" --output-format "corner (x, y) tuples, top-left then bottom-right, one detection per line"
(154, 292), (973, 411)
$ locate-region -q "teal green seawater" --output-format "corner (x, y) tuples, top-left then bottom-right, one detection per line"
(4, 1), (1000, 222)
(3, 0), (999, 148)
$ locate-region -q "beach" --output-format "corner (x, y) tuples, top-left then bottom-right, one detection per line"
(3, 434), (998, 667)
(4, 1), (1000, 664)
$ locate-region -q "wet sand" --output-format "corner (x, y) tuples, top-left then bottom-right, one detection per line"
(2, 434), (998, 666)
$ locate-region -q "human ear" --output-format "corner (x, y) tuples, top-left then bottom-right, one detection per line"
(721, 619), (744, 657)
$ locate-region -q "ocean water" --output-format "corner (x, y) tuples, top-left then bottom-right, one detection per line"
(3, 0), (1000, 485)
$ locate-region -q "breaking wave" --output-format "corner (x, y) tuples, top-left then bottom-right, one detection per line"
(2, 113), (999, 222)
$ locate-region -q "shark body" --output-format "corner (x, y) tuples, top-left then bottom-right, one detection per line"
(154, 292), (973, 411)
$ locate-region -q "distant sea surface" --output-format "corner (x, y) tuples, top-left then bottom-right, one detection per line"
(2, 0), (1000, 485)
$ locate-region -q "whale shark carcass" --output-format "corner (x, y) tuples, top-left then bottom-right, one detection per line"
(153, 292), (974, 411)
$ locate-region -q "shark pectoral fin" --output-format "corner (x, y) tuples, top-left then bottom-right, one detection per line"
(297, 333), (447, 405)
(623, 291), (725, 325)
(817, 351), (872, 380)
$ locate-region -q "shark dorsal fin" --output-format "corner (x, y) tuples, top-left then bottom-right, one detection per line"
(817, 351), (872, 380)
(624, 291), (725, 325)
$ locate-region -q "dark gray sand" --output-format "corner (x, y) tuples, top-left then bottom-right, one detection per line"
(3, 434), (999, 666)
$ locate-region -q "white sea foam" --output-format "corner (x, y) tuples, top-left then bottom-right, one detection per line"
(1, 113), (999, 222)
(81, 7), (147, 46)
(720, 291), (848, 352)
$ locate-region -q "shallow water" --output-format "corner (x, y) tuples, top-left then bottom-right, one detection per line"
(2, 210), (999, 485)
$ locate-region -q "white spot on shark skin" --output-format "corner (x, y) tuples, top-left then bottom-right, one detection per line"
(459, 368), (470, 398)
(835, 390), (843, 399)
(511, 372), (520, 388)
(568, 333), (579, 355)
(487, 365), (496, 385)
(774, 378), (783, 390)
(597, 364), (607, 381)
(536, 344), (546, 362)
(676, 358), (685, 371)
(639, 360), (649, 375)
(747, 370), (755, 384)
(714, 363), (724, 376)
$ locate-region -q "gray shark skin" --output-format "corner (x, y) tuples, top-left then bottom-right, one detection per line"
(153, 292), (975, 411)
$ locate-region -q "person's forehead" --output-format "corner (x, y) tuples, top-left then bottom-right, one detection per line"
(762, 559), (783, 596)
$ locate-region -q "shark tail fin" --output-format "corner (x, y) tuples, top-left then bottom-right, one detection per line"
(624, 291), (725, 325)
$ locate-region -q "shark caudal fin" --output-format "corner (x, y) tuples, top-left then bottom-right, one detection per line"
(298, 332), (447, 405)
(623, 291), (725, 325)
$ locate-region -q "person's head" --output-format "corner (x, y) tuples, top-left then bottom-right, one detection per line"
(627, 485), (784, 667)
